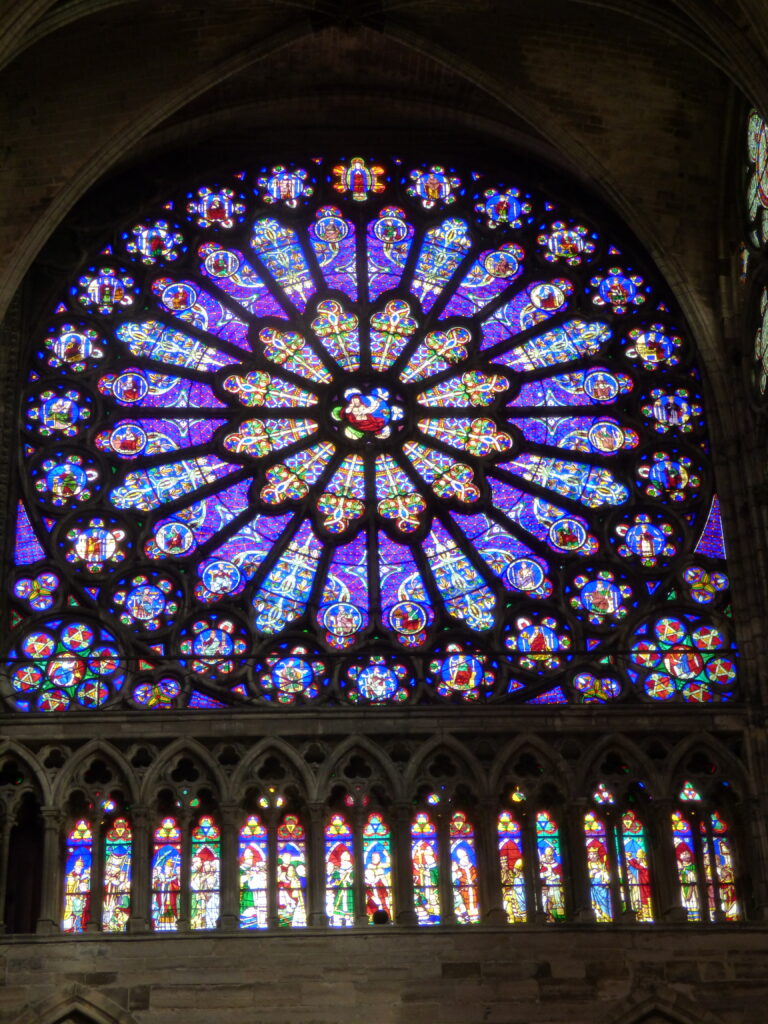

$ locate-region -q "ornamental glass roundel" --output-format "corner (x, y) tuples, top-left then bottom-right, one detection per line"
(6, 156), (737, 711)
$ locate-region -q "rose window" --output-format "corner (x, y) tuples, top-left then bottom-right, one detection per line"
(5, 156), (737, 710)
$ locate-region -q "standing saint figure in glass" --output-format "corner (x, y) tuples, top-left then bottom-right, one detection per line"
(102, 818), (132, 933)
(62, 819), (92, 933)
(412, 812), (440, 925)
(190, 816), (221, 930)
(151, 817), (182, 932)
(325, 813), (355, 926)
(498, 810), (527, 922)
(536, 811), (566, 922)
(363, 813), (394, 922)
(449, 812), (480, 923)
(239, 814), (268, 929)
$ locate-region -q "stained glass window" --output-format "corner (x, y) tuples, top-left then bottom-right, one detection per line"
(412, 812), (440, 925)
(498, 810), (527, 922)
(671, 810), (701, 921)
(704, 812), (740, 921)
(747, 110), (768, 250)
(62, 819), (92, 933)
(102, 818), (132, 933)
(325, 813), (355, 926)
(363, 812), (393, 922)
(536, 811), (565, 921)
(239, 813), (268, 929)
(449, 811), (480, 923)
(151, 817), (181, 931)
(618, 810), (654, 922)
(6, 156), (736, 709)
(584, 810), (613, 922)
(276, 814), (307, 927)
(190, 816), (221, 930)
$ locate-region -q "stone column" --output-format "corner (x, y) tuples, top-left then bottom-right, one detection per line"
(0, 807), (12, 932)
(352, 806), (368, 926)
(217, 803), (239, 930)
(477, 800), (506, 923)
(612, 813), (636, 923)
(307, 803), (328, 926)
(393, 802), (417, 925)
(36, 806), (62, 934)
(86, 815), (104, 932)
(566, 800), (595, 923)
(649, 799), (687, 923)
(266, 811), (279, 929)
(128, 805), (150, 932)
(176, 812), (191, 932)
(438, 810), (458, 926)
(521, 809), (543, 923)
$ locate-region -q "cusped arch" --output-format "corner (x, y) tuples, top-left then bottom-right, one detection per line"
(139, 736), (227, 805)
(50, 738), (138, 805)
(230, 736), (314, 802)
(609, 988), (725, 1024)
(404, 734), (486, 799)
(12, 984), (137, 1024)
(317, 734), (402, 803)
(488, 733), (572, 800)
(0, 739), (50, 805)
(573, 733), (663, 799)
(664, 732), (751, 798)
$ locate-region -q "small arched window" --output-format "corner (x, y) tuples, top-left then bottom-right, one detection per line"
(62, 819), (92, 933)
(497, 809), (527, 923)
(151, 817), (181, 931)
(673, 781), (741, 922)
(449, 811), (480, 924)
(535, 811), (565, 922)
(411, 811), (440, 925)
(190, 816), (221, 930)
(363, 812), (393, 922)
(102, 817), (132, 933)
(239, 813), (268, 929)
(325, 813), (355, 927)
(584, 809), (613, 922)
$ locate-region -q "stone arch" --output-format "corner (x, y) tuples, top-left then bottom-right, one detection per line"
(12, 984), (137, 1024)
(664, 732), (751, 798)
(489, 733), (571, 801)
(317, 735), (402, 804)
(0, 739), (50, 805)
(230, 736), (314, 803)
(138, 736), (227, 806)
(574, 733), (663, 799)
(404, 734), (486, 800)
(610, 988), (725, 1024)
(50, 738), (138, 806)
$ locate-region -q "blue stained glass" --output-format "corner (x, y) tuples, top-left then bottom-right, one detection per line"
(440, 242), (526, 318)
(311, 300), (359, 372)
(509, 416), (637, 456)
(370, 299), (418, 372)
(318, 533), (369, 648)
(251, 218), (315, 310)
(317, 455), (366, 534)
(144, 478), (252, 559)
(195, 512), (293, 602)
(95, 418), (226, 459)
(491, 319), (612, 371)
(450, 512), (552, 598)
(366, 207), (414, 300)
(252, 521), (322, 633)
(14, 501), (45, 565)
(309, 206), (357, 299)
(110, 456), (239, 512)
(198, 243), (288, 319)
(508, 368), (633, 409)
(152, 276), (251, 351)
(115, 321), (239, 372)
(411, 218), (473, 312)
(480, 279), (574, 349)
(378, 531), (434, 646)
(488, 477), (599, 556)
(695, 495), (727, 559)
(98, 368), (225, 409)
(189, 690), (228, 709)
(424, 520), (495, 630)
(527, 686), (568, 704)
(499, 453), (629, 508)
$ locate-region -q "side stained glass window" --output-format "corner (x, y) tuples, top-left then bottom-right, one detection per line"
(498, 810), (527, 922)
(704, 812), (740, 921)
(325, 813), (355, 926)
(102, 818), (132, 933)
(239, 814), (268, 929)
(62, 819), (92, 933)
(6, 155), (736, 711)
(276, 814), (307, 928)
(190, 816), (221, 930)
(449, 811), (480, 923)
(151, 817), (181, 931)
(584, 811), (613, 922)
(363, 812), (394, 922)
(536, 811), (565, 922)
(619, 810), (654, 922)
(412, 812), (440, 925)
(671, 810), (701, 922)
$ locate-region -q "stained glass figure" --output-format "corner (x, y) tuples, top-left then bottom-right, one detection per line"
(671, 811), (701, 921)
(190, 817), (221, 930)
(619, 811), (654, 922)
(705, 812), (740, 921)
(325, 813), (355, 926)
(6, 157), (735, 711)
(152, 817), (182, 931)
(536, 811), (565, 921)
(449, 812), (480, 923)
(363, 813), (394, 922)
(62, 819), (92, 933)
(102, 818), (132, 933)
(412, 812), (440, 925)
(276, 815), (307, 927)
(747, 110), (768, 249)
(584, 811), (613, 922)
(498, 811), (527, 922)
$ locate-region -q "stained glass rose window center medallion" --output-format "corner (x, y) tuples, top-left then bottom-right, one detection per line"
(4, 156), (737, 710)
